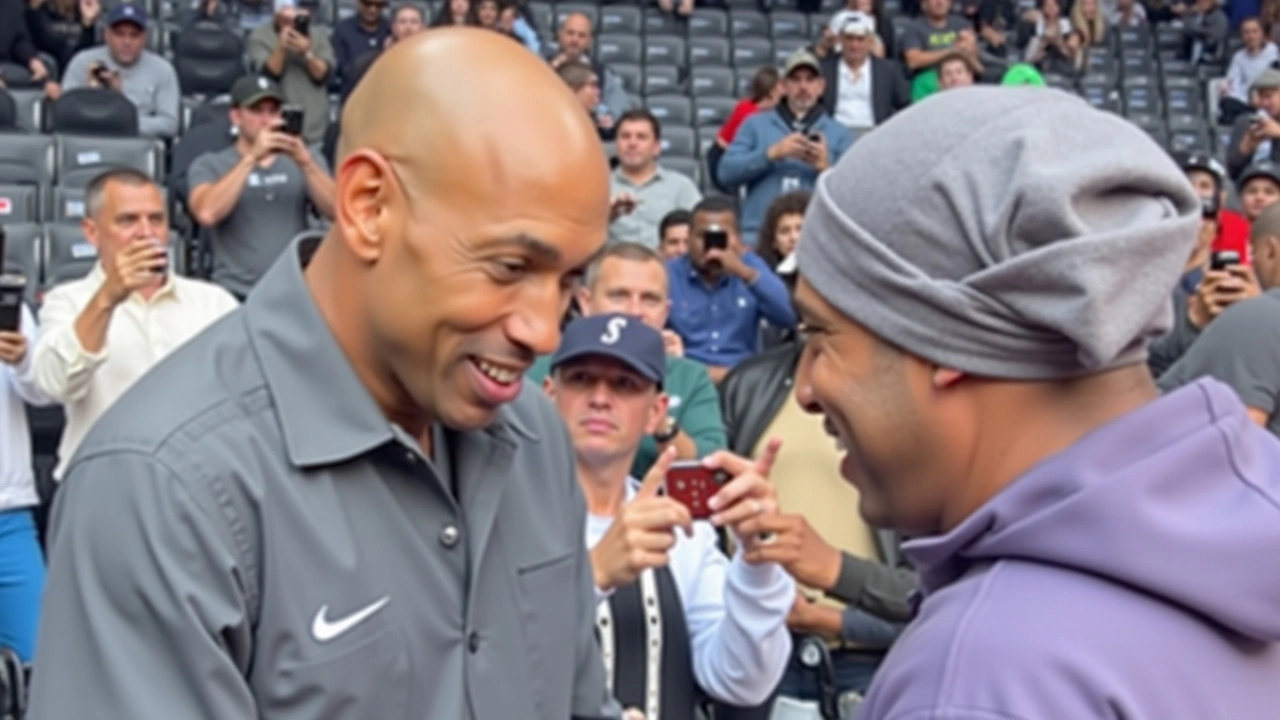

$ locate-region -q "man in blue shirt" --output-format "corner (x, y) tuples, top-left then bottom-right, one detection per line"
(667, 196), (797, 382)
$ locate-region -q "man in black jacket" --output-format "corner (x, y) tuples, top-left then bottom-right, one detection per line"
(820, 12), (910, 133)
(0, 0), (54, 92)
(715, 338), (916, 719)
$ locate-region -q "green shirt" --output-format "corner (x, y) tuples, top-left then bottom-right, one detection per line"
(528, 354), (727, 478)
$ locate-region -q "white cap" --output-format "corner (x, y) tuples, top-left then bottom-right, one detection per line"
(838, 10), (876, 36)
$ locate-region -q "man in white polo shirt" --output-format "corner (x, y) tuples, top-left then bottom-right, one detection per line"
(32, 168), (237, 478)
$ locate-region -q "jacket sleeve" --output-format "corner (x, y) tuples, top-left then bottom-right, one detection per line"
(1226, 115), (1254, 182)
(680, 363), (727, 458)
(138, 59), (180, 137)
(839, 606), (904, 648)
(6, 304), (54, 407)
(718, 117), (774, 188)
(828, 549), (918, 623)
(31, 285), (107, 403)
(891, 61), (912, 112)
(27, 451), (257, 720)
(745, 255), (797, 328)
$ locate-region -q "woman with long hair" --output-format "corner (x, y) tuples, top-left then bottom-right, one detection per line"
(757, 190), (811, 279)
(1070, 0), (1108, 47)
(429, 0), (477, 27)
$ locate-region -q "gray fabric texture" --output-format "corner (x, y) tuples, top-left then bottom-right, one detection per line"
(796, 86), (1202, 380)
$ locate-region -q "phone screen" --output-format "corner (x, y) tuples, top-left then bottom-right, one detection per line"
(703, 229), (728, 252)
(0, 277), (26, 332)
(1210, 250), (1240, 271)
(293, 14), (310, 35)
(282, 107), (304, 136)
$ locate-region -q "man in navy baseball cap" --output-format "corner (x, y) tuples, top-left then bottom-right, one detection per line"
(550, 313), (667, 388)
(105, 2), (148, 29)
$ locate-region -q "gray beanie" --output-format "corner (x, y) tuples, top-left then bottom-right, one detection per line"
(796, 87), (1200, 380)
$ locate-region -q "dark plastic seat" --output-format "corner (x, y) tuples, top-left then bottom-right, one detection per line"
(49, 88), (139, 137)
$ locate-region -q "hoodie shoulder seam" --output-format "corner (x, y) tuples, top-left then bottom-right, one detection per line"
(1199, 383), (1280, 516)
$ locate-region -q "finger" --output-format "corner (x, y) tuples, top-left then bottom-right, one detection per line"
(626, 549), (672, 572)
(707, 473), (769, 520)
(700, 448), (757, 476)
(713, 494), (776, 528)
(734, 512), (793, 537)
(627, 528), (677, 552)
(630, 498), (692, 532)
(636, 445), (677, 499)
(753, 437), (783, 478)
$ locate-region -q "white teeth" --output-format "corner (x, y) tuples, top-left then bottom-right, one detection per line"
(476, 359), (518, 385)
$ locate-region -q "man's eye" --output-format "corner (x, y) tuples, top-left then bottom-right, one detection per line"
(491, 259), (528, 281)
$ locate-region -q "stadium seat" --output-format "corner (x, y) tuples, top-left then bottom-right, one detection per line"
(642, 8), (682, 37)
(555, 3), (598, 29)
(1168, 113), (1210, 153)
(660, 125), (697, 158)
(51, 186), (88, 224)
(597, 34), (644, 66)
(55, 135), (165, 189)
(0, 90), (15, 130)
(663, 155), (703, 189)
(1122, 75), (1160, 114)
(769, 11), (810, 39)
(6, 89), (44, 133)
(1159, 57), (1194, 78)
(1120, 50), (1154, 77)
(1, 222), (42, 287)
(644, 35), (687, 70)
(600, 5), (642, 35)
(687, 8), (730, 37)
(49, 88), (139, 137)
(527, 1), (554, 34)
(730, 10), (770, 39)
(612, 62), (643, 94)
(1085, 50), (1117, 79)
(1079, 76), (1120, 113)
(645, 94), (694, 127)
(42, 223), (98, 287)
(187, 94), (232, 130)
(689, 37), (733, 67)
(690, 66), (737, 97)
(643, 65), (682, 96)
(732, 38), (774, 69)
(1155, 26), (1183, 55)
(735, 70), (755, 98)
(1163, 76), (1203, 115)
(0, 184), (39, 224)
(173, 24), (245, 97)
(1116, 25), (1151, 50)
(0, 134), (55, 200)
(773, 38), (809, 66)
(694, 96), (738, 128)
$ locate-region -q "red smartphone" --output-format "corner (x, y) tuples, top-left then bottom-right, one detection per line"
(664, 461), (731, 520)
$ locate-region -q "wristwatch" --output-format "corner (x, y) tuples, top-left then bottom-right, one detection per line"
(653, 416), (680, 444)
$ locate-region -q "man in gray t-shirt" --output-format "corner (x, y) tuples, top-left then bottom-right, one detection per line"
(188, 75), (335, 299)
(1159, 203), (1280, 434)
(900, 0), (977, 77)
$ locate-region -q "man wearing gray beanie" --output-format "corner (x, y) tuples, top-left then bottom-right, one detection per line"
(744, 86), (1280, 719)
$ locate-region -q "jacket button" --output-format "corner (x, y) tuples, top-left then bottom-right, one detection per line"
(439, 524), (460, 548)
(467, 632), (480, 653)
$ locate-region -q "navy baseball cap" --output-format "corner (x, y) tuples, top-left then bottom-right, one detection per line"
(106, 3), (148, 28)
(550, 314), (666, 387)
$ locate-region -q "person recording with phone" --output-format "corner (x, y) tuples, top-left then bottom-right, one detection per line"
(666, 197), (797, 384)
(0, 238), (54, 666)
(31, 169), (237, 482)
(543, 313), (793, 720)
(1226, 68), (1280, 183)
(247, 0), (334, 144)
(188, 75), (335, 300)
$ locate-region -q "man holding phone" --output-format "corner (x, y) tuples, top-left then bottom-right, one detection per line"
(1226, 68), (1280, 182)
(247, 0), (334, 145)
(188, 75), (335, 300)
(544, 313), (793, 720)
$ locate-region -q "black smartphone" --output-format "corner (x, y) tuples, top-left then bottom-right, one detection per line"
(0, 276), (25, 332)
(1210, 250), (1241, 271)
(293, 13), (310, 36)
(807, 131), (822, 143)
(703, 227), (728, 252)
(281, 106), (304, 136)
(92, 63), (113, 85)
(1201, 194), (1220, 219)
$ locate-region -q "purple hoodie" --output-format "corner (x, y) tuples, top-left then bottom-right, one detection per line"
(859, 379), (1280, 720)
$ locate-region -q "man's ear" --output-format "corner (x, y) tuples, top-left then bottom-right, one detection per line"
(933, 367), (965, 388)
(542, 375), (555, 399)
(646, 392), (670, 434)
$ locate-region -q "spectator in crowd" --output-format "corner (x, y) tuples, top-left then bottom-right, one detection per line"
(608, 110), (702, 247)
(1109, 0), (1148, 26)
(1181, 0), (1228, 65)
(549, 13), (630, 122)
(23, 0), (98, 80)
(389, 2), (426, 41)
(28, 29), (626, 720)
(719, 50), (852, 247)
(1239, 160), (1280, 223)
(937, 52), (977, 89)
(1226, 68), (1280, 182)
(247, 0), (335, 145)
(62, 3), (181, 138)
(1036, 26), (1087, 76)
(794, 86), (1280, 720)
(428, 0), (476, 26)
(975, 0), (1026, 59)
(1024, 0), (1073, 68)
(1221, 18), (1278, 124)
(667, 196), (796, 383)
(188, 75), (336, 300)
(473, 0), (498, 27)
(756, 190), (809, 282)
(1184, 153), (1251, 261)
(900, 0), (976, 99)
(1160, 203), (1280, 433)
(0, 291), (53, 664)
(659, 209), (692, 259)
(0, 0), (55, 96)
(31, 168), (238, 481)
(655, 0), (695, 18)
(558, 60), (615, 141)
(708, 66), (780, 192)
(1070, 0), (1107, 47)
(529, 243), (726, 477)
(543, 314), (792, 718)
(843, 0), (898, 61)
(331, 0), (389, 90)
(496, 0), (540, 53)
(819, 12), (910, 133)
(178, 0), (237, 30)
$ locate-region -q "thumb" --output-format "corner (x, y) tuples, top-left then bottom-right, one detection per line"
(637, 445), (677, 499)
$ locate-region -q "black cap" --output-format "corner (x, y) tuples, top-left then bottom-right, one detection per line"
(230, 75), (284, 108)
(1239, 161), (1280, 190)
(1176, 152), (1225, 183)
(550, 314), (666, 387)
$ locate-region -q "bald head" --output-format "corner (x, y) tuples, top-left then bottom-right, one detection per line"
(557, 13), (593, 59)
(315, 27), (612, 435)
(1252, 203), (1280, 246)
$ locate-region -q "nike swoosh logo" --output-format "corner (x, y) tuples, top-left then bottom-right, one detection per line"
(311, 596), (391, 643)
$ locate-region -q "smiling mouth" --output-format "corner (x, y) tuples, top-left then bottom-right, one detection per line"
(470, 356), (522, 385)
(823, 415), (849, 452)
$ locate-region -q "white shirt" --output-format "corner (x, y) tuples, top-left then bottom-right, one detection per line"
(835, 57), (875, 130)
(0, 304), (54, 511)
(32, 266), (238, 478)
(586, 479), (795, 707)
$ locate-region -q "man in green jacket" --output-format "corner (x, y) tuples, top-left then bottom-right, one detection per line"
(529, 242), (726, 476)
